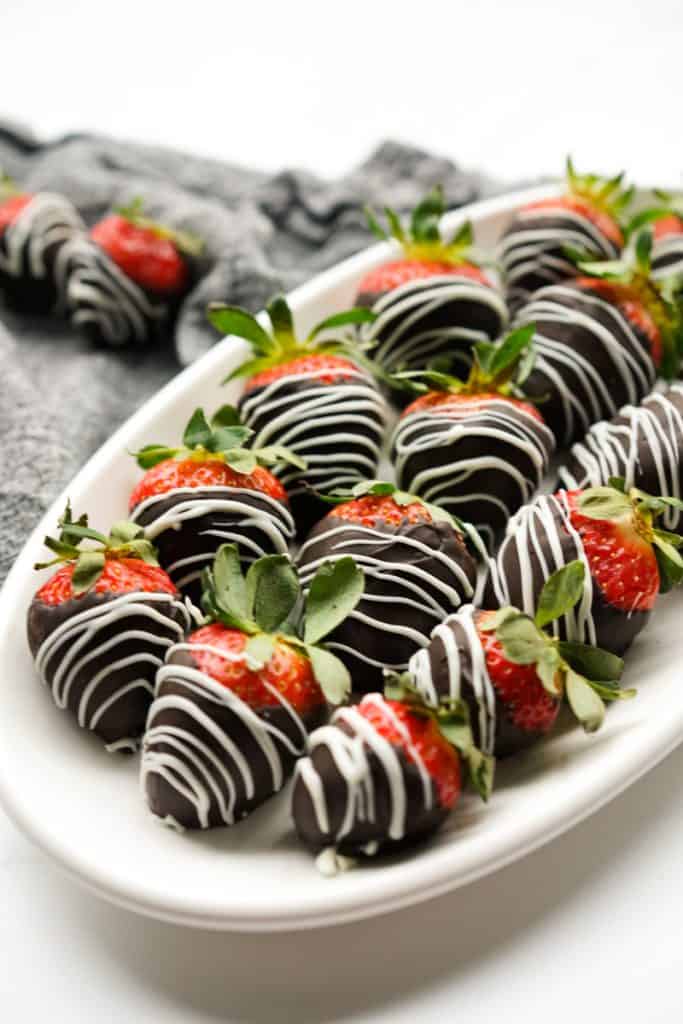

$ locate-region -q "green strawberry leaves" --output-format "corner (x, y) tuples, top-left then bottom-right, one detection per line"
(363, 185), (483, 267)
(200, 544), (364, 706)
(33, 501), (160, 595)
(565, 669), (606, 733)
(534, 560), (586, 629)
(565, 157), (633, 220)
(303, 558), (365, 646)
(390, 323), (537, 399)
(132, 405), (305, 474)
(481, 561), (633, 730)
(208, 294), (376, 380)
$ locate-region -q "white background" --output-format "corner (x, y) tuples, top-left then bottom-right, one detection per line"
(2, 1), (683, 1021)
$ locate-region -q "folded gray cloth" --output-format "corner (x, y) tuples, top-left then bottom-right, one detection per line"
(0, 123), (494, 581)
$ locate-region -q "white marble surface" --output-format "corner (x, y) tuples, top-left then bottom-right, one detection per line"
(2, 0), (682, 1020)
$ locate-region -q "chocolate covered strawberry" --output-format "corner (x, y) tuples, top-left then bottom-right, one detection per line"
(208, 295), (388, 534)
(515, 230), (682, 445)
(390, 324), (555, 547)
(129, 405), (302, 602)
(498, 158), (631, 310)
(627, 191), (683, 282)
(0, 173), (83, 314)
(297, 481), (486, 692)
(487, 480), (683, 656)
(292, 683), (492, 871)
(356, 186), (507, 374)
(57, 197), (203, 347)
(142, 543), (363, 830)
(410, 561), (631, 758)
(26, 504), (190, 751)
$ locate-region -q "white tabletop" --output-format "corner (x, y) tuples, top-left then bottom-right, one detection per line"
(2, 1), (682, 1020)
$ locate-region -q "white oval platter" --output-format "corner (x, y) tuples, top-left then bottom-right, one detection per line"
(1, 183), (679, 933)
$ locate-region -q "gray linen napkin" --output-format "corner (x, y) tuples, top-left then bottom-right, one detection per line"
(0, 122), (493, 581)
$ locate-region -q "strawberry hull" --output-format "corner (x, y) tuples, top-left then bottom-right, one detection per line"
(0, 192), (83, 315)
(129, 486), (295, 604)
(237, 368), (387, 537)
(27, 587), (191, 751)
(142, 648), (327, 831)
(297, 513), (479, 692)
(515, 281), (657, 447)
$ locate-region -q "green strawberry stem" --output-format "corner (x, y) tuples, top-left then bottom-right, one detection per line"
(33, 502), (159, 595)
(207, 294), (377, 381)
(131, 405), (306, 473)
(565, 156), (634, 223)
(391, 324), (536, 398)
(115, 197), (204, 257)
(200, 543), (364, 705)
(364, 185), (485, 267)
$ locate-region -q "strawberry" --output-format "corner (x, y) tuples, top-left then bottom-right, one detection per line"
(564, 488), (660, 613)
(244, 353), (359, 393)
(91, 198), (202, 296)
(390, 325), (555, 547)
(515, 229), (681, 446)
(291, 686), (492, 870)
(354, 186), (506, 374)
(499, 158), (631, 310)
(129, 405), (302, 601)
(58, 197), (202, 348)
(487, 481), (683, 656)
(297, 480), (483, 693)
(208, 295), (388, 535)
(0, 191), (33, 232)
(410, 562), (633, 758)
(627, 192), (683, 283)
(142, 543), (364, 830)
(26, 504), (189, 751)
(0, 173), (83, 314)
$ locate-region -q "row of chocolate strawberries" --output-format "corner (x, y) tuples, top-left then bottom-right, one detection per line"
(0, 176), (203, 346)
(27, 506), (636, 872)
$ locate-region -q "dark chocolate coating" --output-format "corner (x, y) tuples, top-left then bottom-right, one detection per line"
(56, 236), (188, 347)
(517, 282), (657, 447)
(297, 514), (478, 692)
(498, 208), (620, 312)
(291, 720), (447, 856)
(486, 493), (649, 657)
(421, 614), (558, 758)
(0, 193), (83, 314)
(559, 385), (683, 534)
(27, 588), (188, 748)
(237, 371), (387, 538)
(130, 486), (294, 604)
(391, 399), (555, 548)
(356, 274), (507, 377)
(143, 647), (326, 830)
